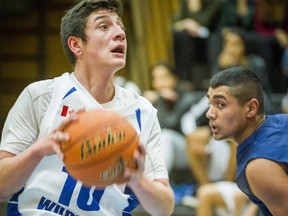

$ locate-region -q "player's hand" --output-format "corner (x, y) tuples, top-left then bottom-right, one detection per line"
(123, 143), (146, 186)
(34, 110), (84, 159)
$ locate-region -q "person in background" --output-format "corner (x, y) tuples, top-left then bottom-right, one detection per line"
(212, 27), (271, 93)
(250, 0), (288, 92)
(0, 1), (174, 215)
(172, 0), (222, 84)
(216, 0), (255, 31)
(206, 66), (288, 216)
(143, 62), (199, 175)
(207, 0), (256, 78)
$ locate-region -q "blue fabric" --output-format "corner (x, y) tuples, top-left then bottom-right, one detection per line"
(172, 183), (197, 204)
(236, 114), (288, 216)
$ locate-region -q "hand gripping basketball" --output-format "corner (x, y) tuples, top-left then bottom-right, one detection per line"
(60, 109), (139, 187)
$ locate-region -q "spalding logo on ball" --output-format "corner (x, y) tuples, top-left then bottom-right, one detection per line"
(60, 109), (139, 187)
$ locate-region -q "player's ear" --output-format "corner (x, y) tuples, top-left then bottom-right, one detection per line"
(246, 98), (259, 117)
(68, 36), (83, 57)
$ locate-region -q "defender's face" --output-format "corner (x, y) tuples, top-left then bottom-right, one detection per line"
(206, 86), (248, 143)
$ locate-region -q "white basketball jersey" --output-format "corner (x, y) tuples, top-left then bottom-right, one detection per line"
(0, 73), (168, 216)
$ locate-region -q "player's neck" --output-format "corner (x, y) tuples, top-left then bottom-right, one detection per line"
(254, 115), (266, 131)
(236, 115), (266, 144)
(73, 71), (116, 103)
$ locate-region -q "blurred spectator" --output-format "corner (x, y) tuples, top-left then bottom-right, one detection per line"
(249, 0), (288, 92)
(208, 0), (256, 69)
(216, 0), (255, 31)
(208, 27), (278, 113)
(172, 0), (222, 83)
(186, 126), (234, 185)
(143, 62), (199, 174)
(196, 180), (260, 216)
(212, 27), (272, 93)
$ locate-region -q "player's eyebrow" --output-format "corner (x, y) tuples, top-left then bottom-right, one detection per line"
(207, 94), (227, 101)
(213, 95), (227, 100)
(94, 14), (123, 23)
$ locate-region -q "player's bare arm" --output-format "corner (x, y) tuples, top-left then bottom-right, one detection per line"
(125, 143), (174, 216)
(246, 158), (288, 216)
(0, 114), (78, 200)
(0, 148), (43, 200)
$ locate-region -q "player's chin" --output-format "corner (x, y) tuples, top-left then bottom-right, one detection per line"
(212, 133), (225, 141)
(112, 60), (126, 71)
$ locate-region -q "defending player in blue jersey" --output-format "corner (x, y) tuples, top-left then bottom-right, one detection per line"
(0, 0), (174, 215)
(206, 66), (288, 216)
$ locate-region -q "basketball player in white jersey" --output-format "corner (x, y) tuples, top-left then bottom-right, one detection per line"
(0, 0), (174, 215)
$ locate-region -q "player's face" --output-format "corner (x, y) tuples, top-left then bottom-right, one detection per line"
(82, 10), (127, 71)
(206, 86), (248, 143)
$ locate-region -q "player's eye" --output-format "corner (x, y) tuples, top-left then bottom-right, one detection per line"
(99, 24), (109, 30)
(217, 102), (225, 109)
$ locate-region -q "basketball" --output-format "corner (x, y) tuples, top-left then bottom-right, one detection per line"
(60, 109), (139, 187)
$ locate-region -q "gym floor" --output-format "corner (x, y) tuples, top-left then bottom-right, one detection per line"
(0, 202), (196, 216)
(132, 204), (195, 216)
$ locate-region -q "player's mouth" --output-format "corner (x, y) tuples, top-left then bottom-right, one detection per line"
(111, 44), (125, 56)
(210, 124), (219, 134)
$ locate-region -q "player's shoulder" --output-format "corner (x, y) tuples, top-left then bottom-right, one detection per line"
(25, 78), (55, 102)
(116, 85), (154, 108)
(265, 114), (288, 128)
(25, 72), (72, 102)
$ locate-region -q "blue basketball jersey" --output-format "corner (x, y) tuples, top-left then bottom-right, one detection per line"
(236, 114), (288, 216)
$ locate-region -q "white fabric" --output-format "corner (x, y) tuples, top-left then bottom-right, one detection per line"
(160, 128), (189, 172)
(214, 181), (243, 216)
(181, 96), (209, 135)
(0, 72), (168, 216)
(207, 139), (231, 181)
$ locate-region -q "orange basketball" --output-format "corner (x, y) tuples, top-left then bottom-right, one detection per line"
(61, 109), (139, 187)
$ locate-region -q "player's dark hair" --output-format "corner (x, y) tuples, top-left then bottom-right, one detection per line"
(61, 0), (123, 67)
(209, 66), (265, 114)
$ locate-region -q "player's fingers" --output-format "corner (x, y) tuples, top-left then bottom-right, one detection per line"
(133, 147), (145, 173)
(76, 108), (86, 114)
(54, 131), (70, 142)
(137, 143), (146, 157)
(52, 132), (69, 159)
(57, 112), (80, 131)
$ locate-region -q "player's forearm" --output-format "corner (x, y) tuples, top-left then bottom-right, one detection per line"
(0, 147), (43, 199)
(130, 177), (174, 216)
